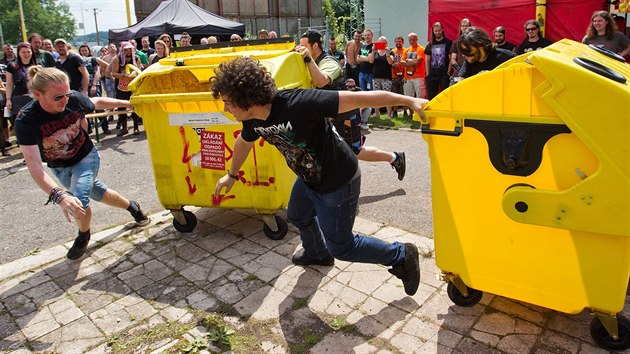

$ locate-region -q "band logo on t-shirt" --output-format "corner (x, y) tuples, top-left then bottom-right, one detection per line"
(40, 111), (87, 161)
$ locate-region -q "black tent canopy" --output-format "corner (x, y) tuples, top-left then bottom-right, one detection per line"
(108, 0), (245, 42)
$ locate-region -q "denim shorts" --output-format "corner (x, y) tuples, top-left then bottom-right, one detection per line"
(50, 147), (108, 208)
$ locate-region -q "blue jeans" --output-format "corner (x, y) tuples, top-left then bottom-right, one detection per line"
(50, 147), (108, 208)
(287, 169), (405, 266)
(359, 72), (373, 91)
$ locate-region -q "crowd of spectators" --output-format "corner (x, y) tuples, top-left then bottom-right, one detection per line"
(0, 10), (628, 157)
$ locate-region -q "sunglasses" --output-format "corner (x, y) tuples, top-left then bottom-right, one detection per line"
(52, 92), (72, 101)
(346, 85), (356, 89)
(526, 27), (538, 32)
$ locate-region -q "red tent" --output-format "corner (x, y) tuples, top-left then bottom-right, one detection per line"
(428, 0), (606, 46)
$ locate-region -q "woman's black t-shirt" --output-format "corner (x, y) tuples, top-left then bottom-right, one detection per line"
(372, 51), (392, 79)
(240, 89), (358, 193)
(15, 91), (95, 168)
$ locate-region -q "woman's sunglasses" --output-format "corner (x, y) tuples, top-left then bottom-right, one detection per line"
(52, 92), (72, 101)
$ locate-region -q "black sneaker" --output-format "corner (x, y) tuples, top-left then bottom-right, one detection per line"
(129, 200), (150, 226)
(67, 234), (90, 260)
(391, 152), (406, 181)
(388, 243), (420, 296)
(292, 250), (334, 266)
(1, 149), (9, 157)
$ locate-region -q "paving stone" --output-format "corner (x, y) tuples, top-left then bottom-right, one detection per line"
(372, 226), (407, 240)
(474, 312), (516, 336)
(31, 316), (103, 353)
(186, 290), (218, 311)
(180, 257), (233, 285)
(578, 342), (611, 354)
(16, 307), (60, 340)
(226, 217), (265, 238)
(389, 331), (428, 353)
(160, 305), (190, 322)
(311, 332), (379, 354)
(352, 217), (383, 235)
(547, 312), (590, 339)
(453, 337), (502, 354)
(496, 334), (537, 354)
(470, 330), (500, 347)
(0, 330), (29, 352)
(0, 313), (19, 339)
(540, 329), (581, 354)
(48, 298), (85, 325)
(235, 286), (291, 320)
(71, 290), (119, 314)
(206, 210), (248, 229)
(488, 296), (545, 324)
(216, 239), (268, 267)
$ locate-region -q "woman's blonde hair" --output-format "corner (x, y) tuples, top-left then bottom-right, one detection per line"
(154, 39), (170, 57)
(28, 66), (68, 93)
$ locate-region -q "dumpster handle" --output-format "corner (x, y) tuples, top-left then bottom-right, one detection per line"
(573, 57), (627, 84)
(421, 121), (462, 137)
(588, 44), (626, 63)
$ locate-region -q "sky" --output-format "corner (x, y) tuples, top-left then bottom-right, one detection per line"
(67, 0), (138, 34)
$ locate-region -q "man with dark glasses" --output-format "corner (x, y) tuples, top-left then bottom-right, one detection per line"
(516, 20), (552, 55)
(15, 67), (150, 261)
(456, 27), (515, 79)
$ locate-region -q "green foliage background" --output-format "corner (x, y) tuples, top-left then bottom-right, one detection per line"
(0, 0), (75, 45)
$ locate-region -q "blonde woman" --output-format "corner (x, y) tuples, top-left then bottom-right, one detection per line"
(149, 39), (170, 65)
(15, 67), (150, 260)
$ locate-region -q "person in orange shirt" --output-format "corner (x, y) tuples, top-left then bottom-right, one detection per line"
(390, 36), (408, 118)
(401, 32), (426, 101)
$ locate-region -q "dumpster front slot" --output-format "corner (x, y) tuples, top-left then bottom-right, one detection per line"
(466, 120), (571, 176)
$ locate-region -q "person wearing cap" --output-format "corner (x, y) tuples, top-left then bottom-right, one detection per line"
(212, 57), (427, 296)
(54, 39), (89, 96)
(258, 29), (269, 39)
(27, 33), (55, 67)
(5, 42), (38, 138)
(109, 41), (143, 136)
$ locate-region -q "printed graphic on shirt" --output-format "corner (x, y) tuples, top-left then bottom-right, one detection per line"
(254, 121), (321, 184)
(40, 111), (87, 161)
(431, 44), (448, 69)
(406, 51), (418, 76)
(392, 50), (405, 77)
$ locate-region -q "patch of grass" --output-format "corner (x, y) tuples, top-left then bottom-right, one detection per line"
(24, 248), (41, 256)
(106, 319), (195, 353)
(368, 112), (421, 130)
(245, 273), (258, 281)
(229, 319), (282, 353)
(292, 297), (309, 310)
(208, 325), (235, 347)
(289, 327), (327, 354)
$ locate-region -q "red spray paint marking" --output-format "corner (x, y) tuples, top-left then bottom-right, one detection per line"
(179, 126), (193, 173)
(185, 176), (197, 195)
(212, 194), (236, 206)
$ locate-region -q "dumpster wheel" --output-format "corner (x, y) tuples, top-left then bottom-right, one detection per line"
(172, 210), (197, 233)
(447, 282), (483, 307)
(590, 315), (630, 350)
(263, 215), (288, 240)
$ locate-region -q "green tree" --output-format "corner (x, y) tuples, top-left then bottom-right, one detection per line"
(322, 0), (338, 37)
(0, 0), (75, 45)
(330, 0), (363, 37)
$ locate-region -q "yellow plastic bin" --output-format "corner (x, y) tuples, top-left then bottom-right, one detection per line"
(416, 40), (630, 350)
(129, 45), (312, 239)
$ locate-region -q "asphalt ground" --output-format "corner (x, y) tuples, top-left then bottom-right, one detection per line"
(0, 127), (432, 265)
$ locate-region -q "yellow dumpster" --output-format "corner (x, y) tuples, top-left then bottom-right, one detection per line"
(417, 40), (630, 350)
(129, 41), (311, 239)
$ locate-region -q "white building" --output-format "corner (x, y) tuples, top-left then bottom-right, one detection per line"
(364, 0), (430, 47)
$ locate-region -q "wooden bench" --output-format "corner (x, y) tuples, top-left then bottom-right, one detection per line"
(86, 109), (134, 142)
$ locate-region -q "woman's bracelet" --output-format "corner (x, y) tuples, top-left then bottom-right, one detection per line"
(45, 187), (73, 205)
(227, 171), (239, 180)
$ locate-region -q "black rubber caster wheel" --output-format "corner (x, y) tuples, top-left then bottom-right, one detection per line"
(263, 215), (288, 240)
(447, 282), (483, 307)
(590, 315), (630, 351)
(172, 210), (197, 233)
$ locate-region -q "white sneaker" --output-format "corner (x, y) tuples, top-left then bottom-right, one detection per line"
(360, 124), (370, 131)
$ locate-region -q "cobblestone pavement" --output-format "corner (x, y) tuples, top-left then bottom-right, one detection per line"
(0, 208), (627, 353)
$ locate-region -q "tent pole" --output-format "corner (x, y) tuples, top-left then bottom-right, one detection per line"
(536, 0), (547, 37)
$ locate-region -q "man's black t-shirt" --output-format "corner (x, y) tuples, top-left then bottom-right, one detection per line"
(55, 53), (86, 91)
(15, 91), (95, 168)
(425, 37), (453, 77)
(496, 42), (516, 52)
(240, 89), (358, 193)
(140, 48), (155, 56)
(359, 43), (374, 74)
(516, 37), (552, 55)
(460, 48), (516, 78)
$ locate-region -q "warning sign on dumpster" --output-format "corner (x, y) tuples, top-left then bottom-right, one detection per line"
(200, 131), (225, 170)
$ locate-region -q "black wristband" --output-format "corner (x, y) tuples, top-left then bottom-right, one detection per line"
(303, 56), (312, 63)
(227, 172), (239, 180)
